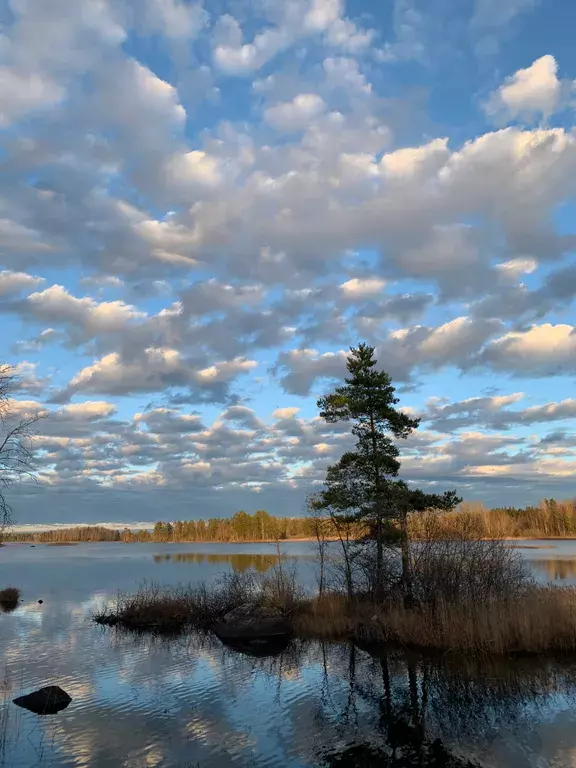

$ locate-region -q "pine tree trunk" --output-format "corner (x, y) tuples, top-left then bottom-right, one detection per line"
(400, 512), (414, 607)
(376, 513), (384, 599)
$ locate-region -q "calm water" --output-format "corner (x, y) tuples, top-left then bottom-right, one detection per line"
(2, 540), (576, 767)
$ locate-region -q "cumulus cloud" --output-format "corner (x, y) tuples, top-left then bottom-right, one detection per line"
(340, 277), (386, 298)
(271, 349), (348, 396)
(479, 323), (576, 376)
(212, 0), (372, 75)
(2, 2), (576, 519)
(52, 348), (258, 403)
(0, 271), (44, 297)
(0, 70), (65, 127)
(486, 55), (561, 121)
(138, 0), (209, 39)
(265, 94), (327, 132)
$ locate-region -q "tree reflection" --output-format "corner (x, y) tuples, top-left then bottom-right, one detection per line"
(152, 552), (286, 572)
(320, 645), (483, 767)
(533, 558), (576, 581)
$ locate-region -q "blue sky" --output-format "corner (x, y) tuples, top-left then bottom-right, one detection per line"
(1, 0), (576, 525)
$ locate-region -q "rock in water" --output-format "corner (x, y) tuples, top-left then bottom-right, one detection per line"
(13, 686), (72, 715)
(213, 602), (291, 641)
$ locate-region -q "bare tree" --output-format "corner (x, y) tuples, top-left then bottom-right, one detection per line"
(305, 492), (330, 596)
(0, 364), (43, 528)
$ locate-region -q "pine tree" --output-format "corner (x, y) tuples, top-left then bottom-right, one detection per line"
(312, 342), (460, 602)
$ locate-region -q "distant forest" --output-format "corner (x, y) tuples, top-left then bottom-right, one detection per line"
(4, 499), (576, 543)
(4, 510), (320, 543)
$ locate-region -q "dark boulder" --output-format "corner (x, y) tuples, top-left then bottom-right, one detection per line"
(13, 686), (72, 715)
(213, 602), (291, 642)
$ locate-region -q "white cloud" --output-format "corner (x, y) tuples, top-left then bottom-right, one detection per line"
(323, 57), (372, 93)
(0, 69), (65, 127)
(380, 138), (450, 178)
(480, 323), (576, 375)
(26, 285), (146, 333)
(273, 407), (300, 419)
(265, 94), (327, 132)
(55, 348), (257, 401)
(3, 1), (576, 520)
(340, 277), (386, 297)
(303, 0), (342, 31)
(496, 257), (538, 279)
(58, 402), (117, 420)
(95, 58), (186, 131)
(487, 55), (561, 121)
(140, 0), (208, 39)
(162, 150), (223, 191)
(0, 270), (44, 296)
(79, 275), (124, 290)
(212, 0), (373, 75)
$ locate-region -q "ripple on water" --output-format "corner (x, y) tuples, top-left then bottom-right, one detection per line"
(3, 545), (576, 766)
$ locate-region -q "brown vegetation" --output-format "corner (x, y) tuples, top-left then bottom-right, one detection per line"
(94, 580), (245, 632)
(95, 579), (576, 655)
(420, 498), (576, 540)
(296, 586), (576, 655)
(8, 497), (576, 545)
(93, 535), (576, 656)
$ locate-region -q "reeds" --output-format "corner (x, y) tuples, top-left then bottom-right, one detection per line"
(95, 580), (576, 656)
(298, 586), (576, 655)
(93, 573), (260, 632)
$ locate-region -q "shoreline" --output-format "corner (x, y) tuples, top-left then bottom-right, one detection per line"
(5, 536), (336, 545)
(8, 535), (576, 545)
(501, 536), (576, 541)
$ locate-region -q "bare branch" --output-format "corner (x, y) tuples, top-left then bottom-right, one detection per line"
(0, 363), (44, 530)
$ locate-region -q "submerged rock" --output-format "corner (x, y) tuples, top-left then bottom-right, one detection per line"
(13, 685), (72, 715)
(213, 602), (291, 641)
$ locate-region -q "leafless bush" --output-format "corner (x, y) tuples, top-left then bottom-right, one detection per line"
(0, 586), (20, 612)
(260, 543), (305, 612)
(409, 511), (532, 605)
(93, 573), (260, 632)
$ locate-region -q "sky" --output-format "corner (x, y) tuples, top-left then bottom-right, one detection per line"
(1, 0), (576, 526)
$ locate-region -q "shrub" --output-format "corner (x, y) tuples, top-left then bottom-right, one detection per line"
(0, 587), (20, 611)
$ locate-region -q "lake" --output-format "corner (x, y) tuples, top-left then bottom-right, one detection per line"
(2, 540), (576, 766)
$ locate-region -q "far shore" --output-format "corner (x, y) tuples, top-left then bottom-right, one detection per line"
(8, 536), (339, 545)
(501, 536), (576, 541)
(7, 535), (576, 546)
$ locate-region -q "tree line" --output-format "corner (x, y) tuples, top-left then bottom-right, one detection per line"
(4, 499), (575, 545)
(3, 511), (329, 543)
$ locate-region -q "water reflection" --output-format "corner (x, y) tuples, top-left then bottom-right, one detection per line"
(532, 558), (576, 581)
(153, 551), (306, 573)
(3, 544), (576, 765)
(3, 604), (576, 766)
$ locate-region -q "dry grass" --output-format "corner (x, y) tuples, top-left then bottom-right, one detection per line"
(96, 584), (576, 655)
(93, 551), (576, 656)
(94, 556), (305, 633)
(293, 593), (360, 639)
(0, 587), (20, 611)
(93, 573), (261, 632)
(298, 586), (576, 656)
